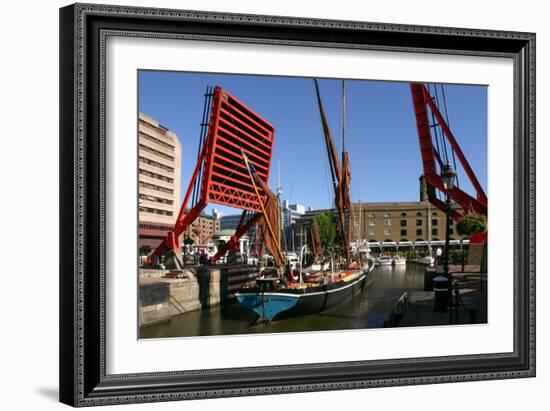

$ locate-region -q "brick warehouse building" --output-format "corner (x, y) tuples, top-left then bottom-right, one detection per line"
(294, 200), (463, 252)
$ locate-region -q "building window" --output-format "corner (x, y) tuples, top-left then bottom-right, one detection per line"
(432, 228), (438, 236)
(432, 219), (438, 226)
(369, 212), (375, 218)
(400, 212), (407, 217)
(369, 220), (375, 226)
(384, 219), (391, 226)
(416, 212), (422, 217)
(384, 229), (391, 236)
(384, 213), (390, 218)
(368, 229), (375, 236)
(449, 228), (454, 235)
(400, 229), (407, 236)
(400, 220), (407, 227)
(416, 219), (422, 226)
(416, 229), (422, 236)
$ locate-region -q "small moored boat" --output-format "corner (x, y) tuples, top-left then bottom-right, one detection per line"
(393, 256), (407, 265)
(417, 256), (435, 266)
(376, 255), (393, 266)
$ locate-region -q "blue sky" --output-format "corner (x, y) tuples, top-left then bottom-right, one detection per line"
(139, 71), (487, 217)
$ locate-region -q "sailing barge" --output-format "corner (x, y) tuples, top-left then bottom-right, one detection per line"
(235, 79), (373, 322)
(236, 268), (371, 322)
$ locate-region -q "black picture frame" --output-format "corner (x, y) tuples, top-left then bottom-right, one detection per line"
(59, 3), (535, 407)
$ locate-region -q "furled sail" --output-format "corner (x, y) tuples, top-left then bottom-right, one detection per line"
(310, 217), (323, 257)
(241, 151), (286, 271)
(340, 151), (352, 260)
(253, 173), (285, 270)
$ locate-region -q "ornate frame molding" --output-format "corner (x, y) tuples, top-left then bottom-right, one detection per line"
(60, 3), (535, 407)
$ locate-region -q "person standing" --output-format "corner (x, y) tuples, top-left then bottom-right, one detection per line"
(435, 247), (443, 266)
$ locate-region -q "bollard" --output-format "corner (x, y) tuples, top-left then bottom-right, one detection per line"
(424, 268), (437, 291)
(433, 275), (449, 312)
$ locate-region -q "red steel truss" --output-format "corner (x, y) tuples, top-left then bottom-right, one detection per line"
(201, 86), (275, 211)
(410, 83), (488, 222)
(150, 86), (275, 259)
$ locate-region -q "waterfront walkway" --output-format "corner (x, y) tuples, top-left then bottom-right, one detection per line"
(397, 271), (487, 327)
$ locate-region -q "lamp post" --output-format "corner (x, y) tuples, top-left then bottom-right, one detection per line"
(441, 163), (457, 321)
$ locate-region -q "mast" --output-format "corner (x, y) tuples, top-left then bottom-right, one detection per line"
(313, 79), (351, 263)
(342, 80), (346, 156)
(341, 80), (352, 263)
(342, 80), (352, 261)
(357, 200), (362, 249)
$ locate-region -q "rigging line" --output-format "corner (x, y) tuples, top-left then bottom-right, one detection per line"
(201, 87), (215, 202)
(430, 84), (446, 167)
(192, 85), (213, 207)
(287, 150), (299, 203)
(198, 86), (214, 196)
(340, 80), (352, 259)
(440, 85), (460, 188)
(322, 144), (332, 207)
(441, 84), (451, 126)
(341, 79), (350, 238)
(191, 86), (208, 207)
(320, 142), (333, 208)
(342, 79), (346, 152)
(428, 83), (441, 164)
(428, 84), (445, 203)
(433, 85), (450, 165)
(428, 84), (443, 167)
(346, 83), (361, 203)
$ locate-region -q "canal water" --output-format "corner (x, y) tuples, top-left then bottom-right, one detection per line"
(140, 263), (427, 339)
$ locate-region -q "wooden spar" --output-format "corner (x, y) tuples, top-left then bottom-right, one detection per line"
(314, 79), (341, 191)
(241, 150), (285, 270)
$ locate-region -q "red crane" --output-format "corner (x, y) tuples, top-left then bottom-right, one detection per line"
(410, 83), (487, 242)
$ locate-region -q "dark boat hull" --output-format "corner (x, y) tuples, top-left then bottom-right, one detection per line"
(235, 270), (370, 322)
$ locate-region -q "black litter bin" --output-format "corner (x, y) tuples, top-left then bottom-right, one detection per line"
(433, 275), (449, 312)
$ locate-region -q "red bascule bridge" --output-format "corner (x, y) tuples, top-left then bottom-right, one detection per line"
(147, 85), (276, 267)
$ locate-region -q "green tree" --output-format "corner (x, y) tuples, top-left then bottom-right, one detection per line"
(456, 213), (487, 236)
(315, 211), (337, 250)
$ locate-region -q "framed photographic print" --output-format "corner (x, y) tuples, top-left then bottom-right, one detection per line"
(59, 3), (535, 407)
